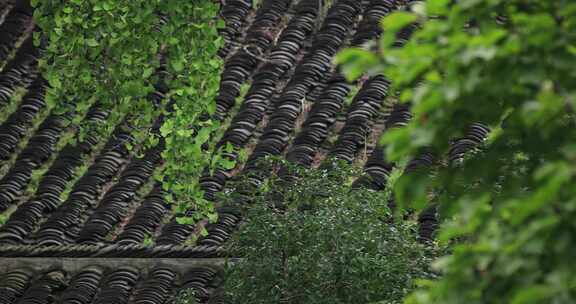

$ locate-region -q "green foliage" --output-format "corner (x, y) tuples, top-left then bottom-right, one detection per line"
(339, 0), (576, 303)
(174, 289), (199, 304)
(222, 162), (441, 304)
(32, 1), (227, 219)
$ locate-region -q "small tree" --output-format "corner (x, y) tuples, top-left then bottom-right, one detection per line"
(222, 162), (441, 304)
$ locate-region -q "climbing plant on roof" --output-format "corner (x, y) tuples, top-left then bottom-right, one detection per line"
(31, 0), (227, 219)
(339, 0), (576, 303)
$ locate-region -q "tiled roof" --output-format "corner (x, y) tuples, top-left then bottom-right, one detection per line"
(0, 0), (490, 302)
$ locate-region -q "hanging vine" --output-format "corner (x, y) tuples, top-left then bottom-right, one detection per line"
(31, 0), (227, 219)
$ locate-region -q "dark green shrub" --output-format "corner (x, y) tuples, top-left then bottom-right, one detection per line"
(222, 162), (441, 304)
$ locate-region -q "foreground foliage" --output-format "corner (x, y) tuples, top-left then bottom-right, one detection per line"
(340, 0), (576, 303)
(222, 162), (441, 304)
